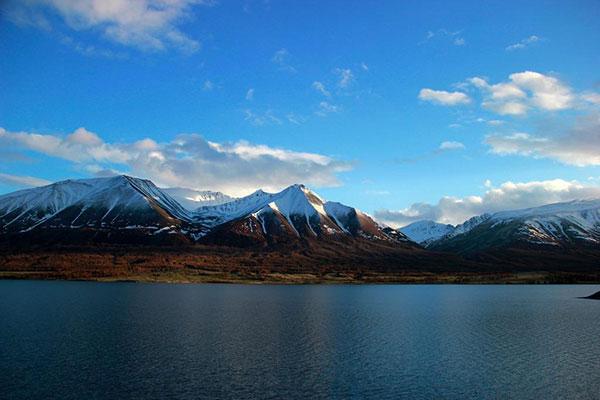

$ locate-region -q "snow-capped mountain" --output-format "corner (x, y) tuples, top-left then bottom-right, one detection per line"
(431, 199), (600, 253)
(162, 187), (234, 210)
(200, 184), (411, 245)
(0, 176), (194, 237)
(399, 220), (455, 245)
(0, 176), (411, 246)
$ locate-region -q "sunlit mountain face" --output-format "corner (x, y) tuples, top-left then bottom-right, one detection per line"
(0, 176), (411, 246)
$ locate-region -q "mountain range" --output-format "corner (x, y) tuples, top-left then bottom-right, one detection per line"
(400, 200), (600, 251)
(0, 175), (411, 247)
(1, 175), (600, 279)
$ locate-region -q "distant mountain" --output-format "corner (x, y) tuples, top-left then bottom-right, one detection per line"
(0, 176), (411, 248)
(162, 187), (235, 209)
(400, 220), (455, 245)
(431, 200), (600, 256)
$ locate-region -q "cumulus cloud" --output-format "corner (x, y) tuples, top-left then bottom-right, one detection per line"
(375, 179), (600, 227)
(485, 112), (600, 166)
(468, 71), (574, 115)
(418, 89), (471, 106)
(505, 35), (541, 51)
(510, 71), (574, 110)
(0, 173), (51, 188)
(0, 127), (352, 196)
(0, 127), (130, 163)
(2, 0), (207, 53)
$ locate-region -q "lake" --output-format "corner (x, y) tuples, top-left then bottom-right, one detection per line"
(1, 281), (599, 399)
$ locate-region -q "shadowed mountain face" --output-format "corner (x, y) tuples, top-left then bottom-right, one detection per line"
(0, 176), (412, 248)
(3, 176), (600, 274)
(423, 200), (600, 269)
(430, 200), (600, 253)
(199, 184), (411, 247)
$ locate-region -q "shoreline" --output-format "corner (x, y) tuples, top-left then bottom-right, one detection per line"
(2, 271), (599, 285)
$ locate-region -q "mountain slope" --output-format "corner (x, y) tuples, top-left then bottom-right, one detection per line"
(162, 187), (234, 209)
(0, 176), (412, 248)
(431, 200), (600, 254)
(400, 220), (455, 245)
(0, 176), (197, 240)
(200, 184), (412, 246)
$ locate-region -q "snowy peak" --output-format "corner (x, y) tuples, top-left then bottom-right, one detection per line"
(200, 183), (410, 243)
(0, 177), (112, 232)
(431, 199), (600, 252)
(267, 184), (327, 219)
(0, 175), (192, 233)
(162, 187), (234, 210)
(491, 199), (600, 222)
(400, 220), (455, 245)
(0, 177), (410, 245)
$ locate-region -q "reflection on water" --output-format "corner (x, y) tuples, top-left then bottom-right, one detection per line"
(1, 282), (599, 399)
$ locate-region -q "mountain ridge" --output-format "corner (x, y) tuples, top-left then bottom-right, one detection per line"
(2, 175), (600, 279)
(0, 175), (411, 247)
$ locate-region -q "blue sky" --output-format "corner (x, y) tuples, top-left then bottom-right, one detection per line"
(1, 0), (600, 226)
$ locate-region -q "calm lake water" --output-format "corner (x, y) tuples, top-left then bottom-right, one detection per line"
(1, 281), (599, 399)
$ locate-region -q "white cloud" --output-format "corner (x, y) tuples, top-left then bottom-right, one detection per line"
(0, 127), (352, 197)
(510, 71), (574, 110)
(3, 0), (207, 53)
(271, 48), (296, 73)
(315, 101), (340, 116)
(421, 29), (465, 46)
(243, 109), (282, 126)
(582, 92), (600, 105)
(469, 71), (575, 115)
(0, 173), (51, 188)
(484, 100), (528, 115)
(312, 81), (331, 97)
(375, 178), (600, 227)
(506, 35), (541, 51)
(335, 68), (354, 88)
(245, 88), (254, 101)
(485, 112), (600, 166)
(418, 88), (471, 106)
(286, 113), (306, 125)
(202, 80), (214, 91)
(397, 141), (467, 164)
(59, 34), (126, 58)
(0, 127), (130, 163)
(453, 37), (465, 46)
(360, 62), (369, 71)
(439, 141), (465, 150)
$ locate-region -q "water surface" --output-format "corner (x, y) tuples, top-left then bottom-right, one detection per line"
(1, 281), (599, 399)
